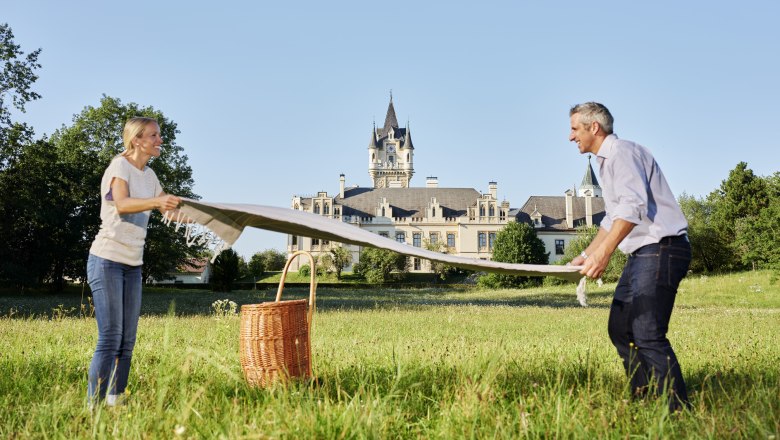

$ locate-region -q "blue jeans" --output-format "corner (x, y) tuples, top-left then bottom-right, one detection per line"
(608, 235), (691, 411)
(87, 254), (143, 401)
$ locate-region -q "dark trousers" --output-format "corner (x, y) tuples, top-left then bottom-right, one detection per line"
(608, 235), (691, 411)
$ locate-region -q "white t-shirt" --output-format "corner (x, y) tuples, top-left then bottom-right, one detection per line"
(89, 156), (163, 266)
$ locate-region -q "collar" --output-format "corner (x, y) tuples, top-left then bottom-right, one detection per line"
(596, 134), (618, 160)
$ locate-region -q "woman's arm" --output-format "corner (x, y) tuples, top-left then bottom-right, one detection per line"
(111, 177), (181, 215)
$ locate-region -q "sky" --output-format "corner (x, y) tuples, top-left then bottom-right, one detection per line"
(5, 1), (779, 259)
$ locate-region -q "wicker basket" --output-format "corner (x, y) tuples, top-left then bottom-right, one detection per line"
(239, 250), (317, 387)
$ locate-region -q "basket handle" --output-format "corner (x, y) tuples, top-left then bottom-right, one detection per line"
(276, 250), (317, 326)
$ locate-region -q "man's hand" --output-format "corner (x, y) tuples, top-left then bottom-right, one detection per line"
(579, 246), (611, 279)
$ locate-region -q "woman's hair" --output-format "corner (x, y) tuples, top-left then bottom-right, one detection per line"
(570, 102), (614, 135)
(121, 117), (159, 157)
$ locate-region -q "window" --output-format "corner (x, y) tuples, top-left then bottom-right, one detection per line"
(335, 208), (340, 215)
(500, 210), (506, 220)
(478, 232), (487, 249)
(396, 231), (406, 243)
(381, 207), (385, 217)
(312, 238), (320, 246)
(479, 205), (485, 216)
(413, 258), (421, 270)
(489, 232), (496, 250)
(314, 203), (320, 214)
(555, 239), (565, 255)
(323, 240), (329, 246)
(429, 232), (439, 245)
(447, 233), (455, 248)
(431, 207), (436, 217)
(413, 233), (421, 247)
(324, 204), (330, 215)
(379, 231), (389, 238)
(489, 205), (495, 217)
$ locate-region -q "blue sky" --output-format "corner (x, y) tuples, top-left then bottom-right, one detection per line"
(5, 1), (779, 258)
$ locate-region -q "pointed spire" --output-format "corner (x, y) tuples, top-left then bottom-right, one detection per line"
(402, 122), (414, 150)
(382, 94), (399, 133)
(581, 155), (600, 188)
(368, 122), (377, 148)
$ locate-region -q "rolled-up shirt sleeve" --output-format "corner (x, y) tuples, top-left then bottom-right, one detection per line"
(608, 149), (648, 226)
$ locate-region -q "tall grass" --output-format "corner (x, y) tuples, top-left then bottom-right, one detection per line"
(1, 271), (778, 438)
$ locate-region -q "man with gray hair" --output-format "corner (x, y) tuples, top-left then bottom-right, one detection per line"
(568, 102), (691, 411)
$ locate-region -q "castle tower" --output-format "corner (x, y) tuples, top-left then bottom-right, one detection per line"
(578, 155), (602, 197)
(368, 94), (415, 188)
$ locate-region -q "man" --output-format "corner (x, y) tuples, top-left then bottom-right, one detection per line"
(568, 102), (691, 411)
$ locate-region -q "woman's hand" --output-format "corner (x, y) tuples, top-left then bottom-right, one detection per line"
(156, 194), (181, 212)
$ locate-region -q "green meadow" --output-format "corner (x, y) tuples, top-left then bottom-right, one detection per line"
(1, 271), (778, 438)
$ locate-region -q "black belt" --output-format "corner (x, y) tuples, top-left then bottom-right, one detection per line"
(658, 234), (688, 245)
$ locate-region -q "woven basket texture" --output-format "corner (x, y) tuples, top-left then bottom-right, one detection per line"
(239, 251), (316, 387)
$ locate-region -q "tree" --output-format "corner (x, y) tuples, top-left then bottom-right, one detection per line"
(0, 23), (41, 153)
(324, 246), (352, 280)
(248, 253), (265, 278)
(353, 247), (407, 284)
(479, 221), (548, 288)
(552, 225), (627, 283)
(43, 96), (202, 285)
(254, 249), (287, 272)
(210, 249), (241, 292)
(677, 193), (730, 273)
(0, 139), (64, 286)
(707, 162), (770, 270)
(423, 238), (451, 283)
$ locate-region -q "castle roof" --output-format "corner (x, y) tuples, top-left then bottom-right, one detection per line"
(323, 187), (481, 219)
(515, 196), (605, 231)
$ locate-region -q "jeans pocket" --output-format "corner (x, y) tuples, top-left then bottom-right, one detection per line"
(667, 254), (691, 287)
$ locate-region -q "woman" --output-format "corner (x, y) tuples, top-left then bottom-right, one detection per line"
(87, 117), (181, 406)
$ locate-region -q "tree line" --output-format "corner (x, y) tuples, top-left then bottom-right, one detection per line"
(0, 24), (205, 289)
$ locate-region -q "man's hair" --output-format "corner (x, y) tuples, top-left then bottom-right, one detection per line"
(570, 102), (614, 135)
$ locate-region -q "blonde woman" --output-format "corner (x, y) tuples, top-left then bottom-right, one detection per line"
(87, 117), (181, 406)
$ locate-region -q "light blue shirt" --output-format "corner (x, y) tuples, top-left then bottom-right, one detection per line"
(596, 134), (688, 254)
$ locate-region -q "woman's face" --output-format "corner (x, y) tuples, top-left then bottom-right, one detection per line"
(135, 123), (163, 157)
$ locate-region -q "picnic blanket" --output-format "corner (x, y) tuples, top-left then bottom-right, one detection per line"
(166, 199), (589, 305)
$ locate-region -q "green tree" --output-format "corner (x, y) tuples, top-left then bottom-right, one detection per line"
(479, 221), (548, 288)
(353, 247), (407, 284)
(708, 162), (770, 270)
(733, 174), (780, 270)
(210, 249), (241, 292)
(677, 193), (730, 273)
(248, 252), (265, 277)
(324, 246), (352, 280)
(0, 23), (41, 152)
(0, 139), (64, 286)
(46, 95), (202, 285)
(255, 249), (287, 272)
(423, 238), (451, 283)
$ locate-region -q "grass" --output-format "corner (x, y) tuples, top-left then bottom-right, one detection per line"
(1, 270), (778, 438)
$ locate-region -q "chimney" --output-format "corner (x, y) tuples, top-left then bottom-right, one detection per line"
(426, 176), (438, 188)
(584, 190), (593, 227)
(488, 181), (497, 199)
(339, 174), (345, 198)
(565, 189), (574, 228)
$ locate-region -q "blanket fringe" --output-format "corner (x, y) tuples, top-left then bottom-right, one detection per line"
(162, 211), (231, 263)
(576, 277), (588, 307)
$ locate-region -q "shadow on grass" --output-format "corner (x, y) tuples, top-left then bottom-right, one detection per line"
(0, 285), (611, 318)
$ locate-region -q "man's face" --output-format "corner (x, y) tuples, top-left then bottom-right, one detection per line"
(569, 113), (595, 154)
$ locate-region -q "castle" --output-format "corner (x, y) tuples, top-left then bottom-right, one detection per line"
(287, 97), (604, 272)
